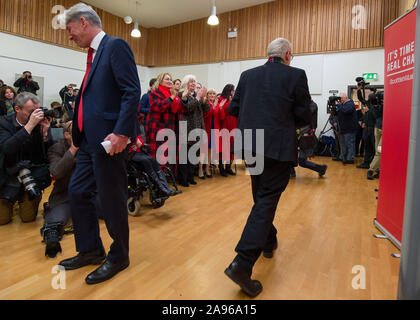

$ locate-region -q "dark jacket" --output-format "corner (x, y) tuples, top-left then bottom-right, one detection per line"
(0, 115), (52, 169)
(72, 35), (141, 152)
(47, 139), (76, 208)
(140, 91), (151, 115)
(371, 104), (383, 130)
(13, 78), (40, 95)
(337, 100), (358, 134)
(179, 92), (210, 143)
(59, 86), (76, 112)
(362, 109), (376, 129)
(228, 61), (311, 163)
(309, 100), (318, 130)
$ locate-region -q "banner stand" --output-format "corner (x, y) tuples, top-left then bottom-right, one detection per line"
(373, 218), (401, 250)
(374, 7), (417, 250)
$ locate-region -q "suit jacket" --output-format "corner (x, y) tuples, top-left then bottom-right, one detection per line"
(228, 61), (312, 163)
(48, 139), (75, 208)
(72, 34), (141, 151)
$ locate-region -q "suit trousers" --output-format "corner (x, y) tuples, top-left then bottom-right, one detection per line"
(234, 157), (292, 274)
(68, 138), (129, 264)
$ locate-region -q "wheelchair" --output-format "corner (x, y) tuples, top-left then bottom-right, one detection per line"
(126, 148), (180, 217)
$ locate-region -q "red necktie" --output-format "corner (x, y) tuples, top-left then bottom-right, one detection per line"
(78, 47), (94, 132)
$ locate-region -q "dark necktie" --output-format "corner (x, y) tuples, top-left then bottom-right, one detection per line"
(78, 47), (94, 132)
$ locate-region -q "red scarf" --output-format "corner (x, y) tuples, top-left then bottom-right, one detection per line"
(158, 85), (171, 98)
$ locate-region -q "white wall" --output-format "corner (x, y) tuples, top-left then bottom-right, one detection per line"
(0, 32), (149, 108)
(1, 31), (384, 136)
(150, 49), (385, 136)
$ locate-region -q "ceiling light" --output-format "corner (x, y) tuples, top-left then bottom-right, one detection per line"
(124, 16), (133, 24)
(131, 21), (141, 38)
(207, 1), (219, 26)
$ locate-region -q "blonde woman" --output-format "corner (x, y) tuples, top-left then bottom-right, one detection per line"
(145, 72), (184, 161)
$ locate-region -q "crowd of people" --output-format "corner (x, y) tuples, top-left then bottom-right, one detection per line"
(0, 69), (241, 258)
(329, 87), (383, 180)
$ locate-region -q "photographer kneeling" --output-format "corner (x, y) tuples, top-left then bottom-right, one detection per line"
(40, 122), (76, 258)
(0, 92), (52, 225)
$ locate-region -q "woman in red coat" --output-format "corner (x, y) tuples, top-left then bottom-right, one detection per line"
(145, 73), (184, 163)
(219, 84), (237, 176)
(200, 89), (224, 178)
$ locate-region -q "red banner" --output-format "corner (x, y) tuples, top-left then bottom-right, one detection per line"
(376, 9), (416, 245)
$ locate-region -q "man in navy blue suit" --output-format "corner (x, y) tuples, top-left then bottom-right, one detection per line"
(58, 3), (141, 285)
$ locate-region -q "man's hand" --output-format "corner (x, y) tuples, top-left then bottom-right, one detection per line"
(24, 108), (45, 134)
(69, 143), (79, 156)
(104, 133), (129, 156)
(40, 116), (52, 141)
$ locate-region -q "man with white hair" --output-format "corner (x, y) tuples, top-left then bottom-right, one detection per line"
(336, 93), (358, 164)
(226, 37), (312, 297)
(58, 3), (141, 285)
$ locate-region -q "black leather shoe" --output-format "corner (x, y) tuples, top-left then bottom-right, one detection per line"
(357, 163), (370, 169)
(224, 262), (262, 297)
(263, 242), (278, 259)
(226, 168), (236, 176)
(367, 170), (374, 180)
(85, 258), (130, 285)
(59, 248), (106, 271)
(189, 180), (197, 185)
(332, 157), (342, 162)
(318, 165), (328, 177)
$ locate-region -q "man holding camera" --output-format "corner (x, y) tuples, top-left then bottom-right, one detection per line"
(59, 84), (78, 113)
(0, 92), (52, 225)
(13, 71), (40, 95)
(336, 93), (358, 164)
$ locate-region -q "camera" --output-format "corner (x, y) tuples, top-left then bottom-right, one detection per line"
(39, 107), (59, 119)
(327, 95), (341, 114)
(16, 161), (41, 200)
(356, 77), (370, 87)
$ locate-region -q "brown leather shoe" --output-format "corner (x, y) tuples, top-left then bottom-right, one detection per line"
(224, 262), (262, 297)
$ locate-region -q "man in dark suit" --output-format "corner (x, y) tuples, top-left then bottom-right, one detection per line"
(58, 3), (141, 285)
(227, 37), (312, 297)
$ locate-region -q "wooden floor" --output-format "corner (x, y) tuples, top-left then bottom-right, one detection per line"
(0, 157), (400, 300)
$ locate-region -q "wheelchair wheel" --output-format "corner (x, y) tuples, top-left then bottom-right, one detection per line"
(127, 197), (141, 216)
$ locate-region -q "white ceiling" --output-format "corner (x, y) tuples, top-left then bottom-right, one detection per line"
(83, 0), (275, 28)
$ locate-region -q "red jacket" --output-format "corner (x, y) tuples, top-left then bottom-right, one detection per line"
(145, 89), (183, 159)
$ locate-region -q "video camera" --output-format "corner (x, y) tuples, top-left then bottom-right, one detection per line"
(356, 77), (370, 87)
(327, 93), (341, 114)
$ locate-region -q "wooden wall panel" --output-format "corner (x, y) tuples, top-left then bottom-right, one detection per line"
(1, 0), (403, 67)
(146, 0), (401, 67)
(0, 0), (148, 65)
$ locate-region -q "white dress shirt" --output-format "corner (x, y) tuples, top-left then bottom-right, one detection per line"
(90, 30), (106, 62)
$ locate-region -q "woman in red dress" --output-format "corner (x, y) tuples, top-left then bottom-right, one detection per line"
(219, 84), (236, 176)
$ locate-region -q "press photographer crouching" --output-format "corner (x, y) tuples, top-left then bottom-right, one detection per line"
(41, 122), (76, 258)
(0, 92), (52, 225)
